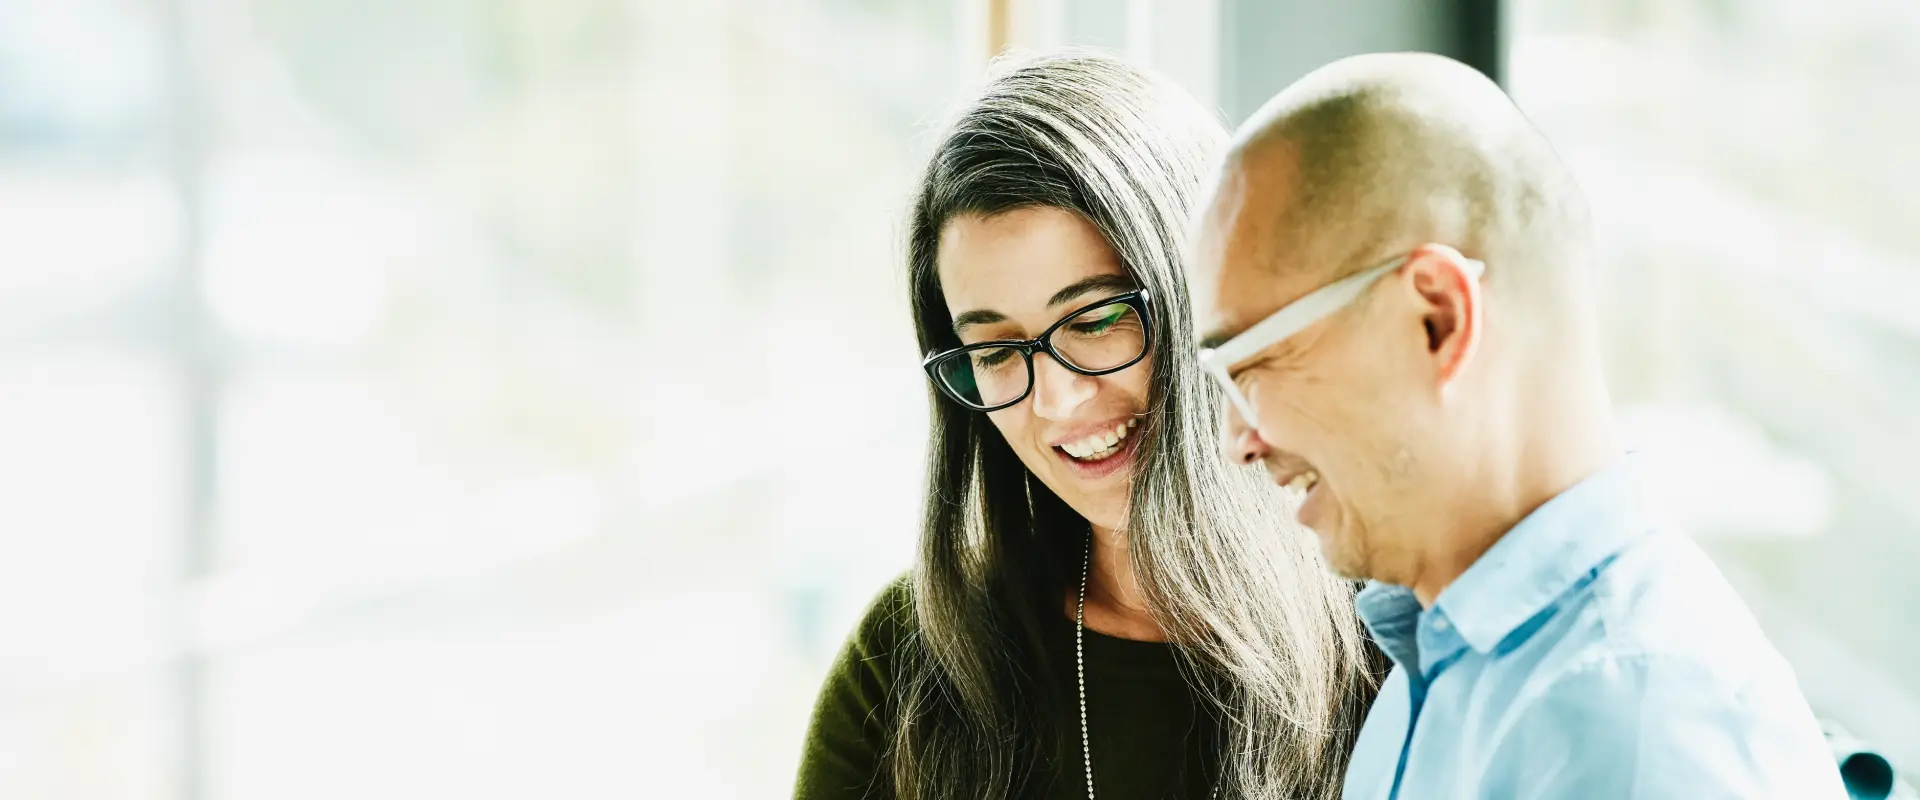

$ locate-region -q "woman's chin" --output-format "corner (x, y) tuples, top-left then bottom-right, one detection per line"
(1045, 483), (1131, 533)
(1021, 446), (1137, 530)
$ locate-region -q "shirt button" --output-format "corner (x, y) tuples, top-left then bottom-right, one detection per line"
(1431, 616), (1451, 632)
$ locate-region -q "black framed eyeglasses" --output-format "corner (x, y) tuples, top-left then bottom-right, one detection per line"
(922, 290), (1153, 412)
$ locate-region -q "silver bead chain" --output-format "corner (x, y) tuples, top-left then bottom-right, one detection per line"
(1076, 536), (1219, 800)
(1075, 536), (1096, 799)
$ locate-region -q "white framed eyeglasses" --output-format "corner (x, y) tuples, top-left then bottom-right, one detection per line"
(1197, 251), (1486, 427)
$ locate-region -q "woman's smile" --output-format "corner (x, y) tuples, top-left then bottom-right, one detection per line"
(1051, 416), (1142, 479)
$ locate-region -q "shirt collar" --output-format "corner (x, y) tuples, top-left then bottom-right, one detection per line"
(1354, 456), (1662, 666)
(1434, 456), (1661, 654)
(1355, 582), (1424, 670)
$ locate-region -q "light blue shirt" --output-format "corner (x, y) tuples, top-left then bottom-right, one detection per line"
(1343, 460), (1847, 799)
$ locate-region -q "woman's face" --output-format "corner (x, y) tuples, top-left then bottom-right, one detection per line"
(935, 206), (1152, 532)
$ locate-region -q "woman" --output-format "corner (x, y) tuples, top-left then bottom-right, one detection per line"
(796, 52), (1383, 800)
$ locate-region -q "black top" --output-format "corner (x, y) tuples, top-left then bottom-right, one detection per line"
(794, 576), (1221, 799)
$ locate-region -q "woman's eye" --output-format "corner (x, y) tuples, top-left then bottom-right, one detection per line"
(972, 349), (1017, 368)
(1067, 303), (1136, 333)
(1069, 305), (1130, 335)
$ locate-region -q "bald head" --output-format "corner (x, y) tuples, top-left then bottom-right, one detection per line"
(1190, 53), (1620, 597)
(1197, 52), (1592, 329)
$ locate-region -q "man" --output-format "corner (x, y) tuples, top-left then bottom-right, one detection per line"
(1189, 52), (1845, 798)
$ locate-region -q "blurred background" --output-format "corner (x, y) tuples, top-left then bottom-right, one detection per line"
(0, 0), (1913, 797)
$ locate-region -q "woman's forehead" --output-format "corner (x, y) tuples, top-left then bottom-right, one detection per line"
(935, 207), (1127, 321)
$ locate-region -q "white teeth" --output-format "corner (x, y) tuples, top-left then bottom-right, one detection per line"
(1061, 419), (1137, 462)
(1285, 470), (1320, 493)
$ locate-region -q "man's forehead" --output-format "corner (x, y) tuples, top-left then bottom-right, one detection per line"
(1194, 156), (1320, 343)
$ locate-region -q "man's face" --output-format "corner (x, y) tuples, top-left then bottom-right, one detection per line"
(1191, 154), (1450, 583)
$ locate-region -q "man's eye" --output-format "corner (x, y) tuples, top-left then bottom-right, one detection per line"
(1229, 358), (1274, 387)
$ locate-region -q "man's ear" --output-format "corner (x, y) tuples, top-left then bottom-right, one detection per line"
(1405, 244), (1482, 388)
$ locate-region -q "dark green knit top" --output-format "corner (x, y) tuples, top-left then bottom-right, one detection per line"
(794, 576), (1221, 800)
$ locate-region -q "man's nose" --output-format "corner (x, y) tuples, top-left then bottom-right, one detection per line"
(1030, 353), (1096, 419)
(1220, 403), (1269, 466)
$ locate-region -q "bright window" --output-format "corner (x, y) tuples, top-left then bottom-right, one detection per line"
(1511, 0), (1920, 769)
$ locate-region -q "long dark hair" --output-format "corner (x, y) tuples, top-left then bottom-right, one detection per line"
(891, 51), (1378, 800)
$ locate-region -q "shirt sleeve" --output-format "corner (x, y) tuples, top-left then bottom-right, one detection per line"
(1476, 653), (1848, 799)
(793, 577), (913, 800)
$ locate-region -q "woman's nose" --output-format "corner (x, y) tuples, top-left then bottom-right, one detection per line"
(1029, 353), (1096, 419)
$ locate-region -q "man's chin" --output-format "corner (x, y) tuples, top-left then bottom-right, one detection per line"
(1313, 528), (1372, 582)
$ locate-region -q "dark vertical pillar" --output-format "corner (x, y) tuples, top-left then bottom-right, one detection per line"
(1219, 0), (1503, 124)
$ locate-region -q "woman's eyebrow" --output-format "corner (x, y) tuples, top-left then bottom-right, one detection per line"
(952, 274), (1134, 334)
(952, 308), (1008, 333)
(1047, 274), (1135, 309)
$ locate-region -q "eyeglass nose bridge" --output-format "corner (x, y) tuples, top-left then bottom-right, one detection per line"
(1023, 343), (1103, 415)
(1028, 336), (1082, 374)
(1015, 334), (1125, 381)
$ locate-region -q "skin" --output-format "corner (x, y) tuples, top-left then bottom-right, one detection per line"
(1190, 53), (1620, 606)
(936, 205), (1164, 641)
